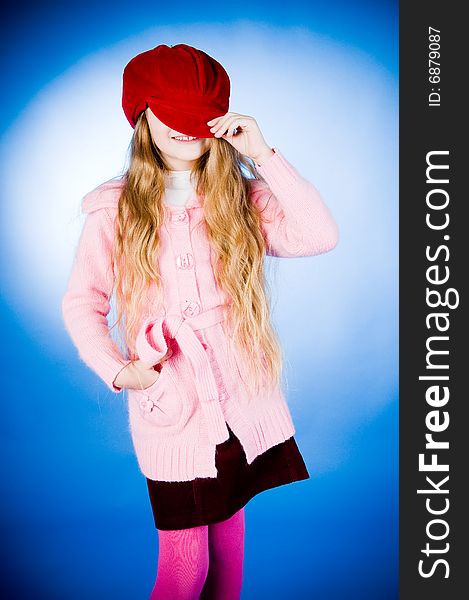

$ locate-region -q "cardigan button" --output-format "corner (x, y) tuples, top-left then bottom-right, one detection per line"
(171, 210), (188, 223)
(176, 253), (194, 269)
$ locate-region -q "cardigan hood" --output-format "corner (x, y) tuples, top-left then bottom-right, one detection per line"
(82, 179), (124, 213)
(62, 147), (339, 482)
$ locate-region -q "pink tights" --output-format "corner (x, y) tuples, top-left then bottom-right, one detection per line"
(149, 507), (245, 600)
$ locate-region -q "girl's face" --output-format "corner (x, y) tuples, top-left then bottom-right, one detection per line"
(146, 107), (210, 170)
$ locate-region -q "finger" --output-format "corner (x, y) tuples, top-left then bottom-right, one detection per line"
(223, 117), (252, 138)
(207, 112), (235, 127)
(209, 113), (242, 136)
(213, 116), (242, 137)
(224, 122), (241, 137)
(216, 117), (238, 136)
(210, 116), (232, 136)
(206, 116), (221, 126)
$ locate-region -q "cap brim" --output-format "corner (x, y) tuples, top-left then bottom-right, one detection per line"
(146, 99), (222, 139)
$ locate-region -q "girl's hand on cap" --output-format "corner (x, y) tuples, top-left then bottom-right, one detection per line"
(207, 112), (274, 165)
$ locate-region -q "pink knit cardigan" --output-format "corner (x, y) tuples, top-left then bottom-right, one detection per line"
(61, 147), (339, 482)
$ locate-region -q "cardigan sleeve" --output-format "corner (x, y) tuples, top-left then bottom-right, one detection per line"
(251, 147), (339, 258)
(61, 206), (132, 393)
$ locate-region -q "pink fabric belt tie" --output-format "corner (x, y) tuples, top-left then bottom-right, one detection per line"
(135, 304), (230, 445)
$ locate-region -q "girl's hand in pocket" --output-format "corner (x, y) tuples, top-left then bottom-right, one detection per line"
(114, 360), (160, 390)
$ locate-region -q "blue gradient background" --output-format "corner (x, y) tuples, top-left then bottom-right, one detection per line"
(0, 1), (398, 598)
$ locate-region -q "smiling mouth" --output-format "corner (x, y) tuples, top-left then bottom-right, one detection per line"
(171, 135), (200, 143)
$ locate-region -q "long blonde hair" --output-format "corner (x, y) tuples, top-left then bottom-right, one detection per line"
(112, 110), (284, 395)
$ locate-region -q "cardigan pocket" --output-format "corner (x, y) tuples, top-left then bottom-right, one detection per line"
(132, 358), (195, 430)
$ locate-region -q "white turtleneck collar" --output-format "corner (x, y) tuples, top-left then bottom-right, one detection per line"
(164, 169), (196, 206)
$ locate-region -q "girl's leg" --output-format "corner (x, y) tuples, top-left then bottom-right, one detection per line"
(199, 507), (245, 600)
(150, 524), (209, 600)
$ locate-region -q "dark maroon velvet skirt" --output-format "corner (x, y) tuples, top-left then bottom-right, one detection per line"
(145, 423), (310, 530)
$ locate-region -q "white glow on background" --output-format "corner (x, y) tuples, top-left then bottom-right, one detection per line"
(0, 22), (397, 467)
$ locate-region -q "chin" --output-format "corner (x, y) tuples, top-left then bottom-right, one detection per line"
(177, 143), (208, 156)
(174, 148), (204, 158)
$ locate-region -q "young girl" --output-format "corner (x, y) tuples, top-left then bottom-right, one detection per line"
(62, 43), (339, 599)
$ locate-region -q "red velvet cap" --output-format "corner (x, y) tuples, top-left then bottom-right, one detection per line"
(122, 43), (230, 138)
